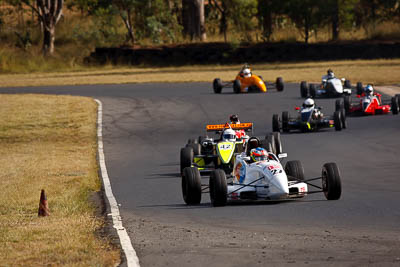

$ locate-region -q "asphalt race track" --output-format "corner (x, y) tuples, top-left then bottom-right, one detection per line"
(1, 83), (400, 266)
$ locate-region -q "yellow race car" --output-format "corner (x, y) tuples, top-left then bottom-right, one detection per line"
(213, 64), (284, 94)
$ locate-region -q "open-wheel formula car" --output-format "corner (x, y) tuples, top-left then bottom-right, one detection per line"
(213, 64), (284, 94)
(272, 98), (346, 132)
(300, 69), (358, 98)
(181, 122), (282, 175)
(338, 85), (399, 116)
(181, 149), (342, 206)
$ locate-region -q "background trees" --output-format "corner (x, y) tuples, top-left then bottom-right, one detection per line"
(1, 0), (400, 56)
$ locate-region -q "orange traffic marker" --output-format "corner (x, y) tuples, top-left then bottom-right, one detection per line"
(38, 189), (50, 217)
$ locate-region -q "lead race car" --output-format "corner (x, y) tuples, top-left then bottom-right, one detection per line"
(272, 98), (346, 132)
(300, 69), (359, 98)
(337, 84), (399, 116)
(182, 147), (342, 206)
(181, 120), (282, 175)
(213, 64), (284, 94)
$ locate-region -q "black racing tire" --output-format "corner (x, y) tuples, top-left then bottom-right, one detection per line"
(186, 143), (201, 155)
(180, 147), (194, 175)
(333, 111), (342, 131)
(356, 82), (363, 95)
(322, 163), (342, 200)
(187, 138), (198, 144)
(300, 81), (308, 98)
(282, 111), (290, 132)
(391, 96), (399, 115)
(233, 80), (241, 94)
(182, 167), (202, 204)
(335, 99), (343, 111)
(276, 77), (284, 92)
(260, 139), (273, 153)
(343, 95), (351, 115)
(266, 133), (276, 155)
(285, 160), (305, 181)
(340, 109), (347, 129)
(209, 169), (227, 207)
(344, 79), (351, 89)
(396, 94), (400, 108)
(309, 84), (316, 98)
(272, 114), (280, 132)
(272, 132), (282, 155)
(213, 78), (223, 94)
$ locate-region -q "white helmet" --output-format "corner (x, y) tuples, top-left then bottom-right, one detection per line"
(243, 68), (251, 78)
(365, 84), (373, 95)
(222, 129), (236, 142)
(327, 69), (335, 78)
(303, 98), (315, 108)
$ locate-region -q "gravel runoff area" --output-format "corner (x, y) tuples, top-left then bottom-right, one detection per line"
(375, 85), (400, 96)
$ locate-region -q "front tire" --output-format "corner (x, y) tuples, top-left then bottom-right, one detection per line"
(276, 77), (284, 91)
(335, 99), (343, 111)
(344, 79), (351, 89)
(300, 81), (308, 98)
(309, 84), (316, 98)
(340, 109), (347, 129)
(391, 96), (399, 115)
(282, 111), (289, 132)
(180, 147), (194, 175)
(272, 132), (282, 155)
(356, 82), (363, 95)
(266, 133), (276, 155)
(272, 114), (280, 132)
(322, 163), (342, 200)
(333, 111), (342, 131)
(285, 160), (305, 181)
(209, 169), (227, 207)
(344, 95), (351, 115)
(182, 167), (202, 204)
(213, 78), (222, 94)
(233, 80), (241, 94)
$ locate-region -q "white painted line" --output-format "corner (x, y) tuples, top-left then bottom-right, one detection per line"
(95, 99), (140, 267)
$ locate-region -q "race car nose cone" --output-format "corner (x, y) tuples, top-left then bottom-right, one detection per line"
(268, 175), (289, 199)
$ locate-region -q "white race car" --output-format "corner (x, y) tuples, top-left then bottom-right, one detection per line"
(300, 77), (356, 98)
(182, 151), (342, 206)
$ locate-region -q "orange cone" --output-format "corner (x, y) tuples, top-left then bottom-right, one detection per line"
(38, 189), (50, 217)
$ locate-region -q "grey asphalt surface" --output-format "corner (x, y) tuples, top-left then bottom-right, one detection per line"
(1, 83), (400, 266)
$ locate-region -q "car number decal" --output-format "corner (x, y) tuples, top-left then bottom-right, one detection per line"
(219, 144), (232, 150)
(270, 169), (283, 175)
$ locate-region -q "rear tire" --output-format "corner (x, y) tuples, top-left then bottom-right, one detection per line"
(309, 84), (316, 98)
(322, 163), (342, 200)
(282, 111), (289, 132)
(233, 80), (241, 94)
(209, 169), (227, 207)
(391, 96), (399, 115)
(300, 81), (308, 98)
(272, 114), (280, 132)
(344, 79), (351, 88)
(285, 160), (305, 181)
(344, 96), (351, 115)
(272, 132), (282, 155)
(180, 147), (193, 175)
(335, 99), (343, 111)
(182, 167), (202, 204)
(213, 78), (222, 94)
(334, 111), (342, 131)
(276, 77), (284, 91)
(356, 82), (363, 95)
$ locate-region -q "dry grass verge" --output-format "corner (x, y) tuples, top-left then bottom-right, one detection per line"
(1, 59), (400, 88)
(0, 94), (120, 266)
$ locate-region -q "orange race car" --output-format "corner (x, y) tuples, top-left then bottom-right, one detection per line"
(213, 64), (284, 94)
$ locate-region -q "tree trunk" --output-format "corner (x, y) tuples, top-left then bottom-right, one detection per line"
(304, 16), (309, 44)
(331, 0), (339, 41)
(43, 26), (55, 55)
(182, 0), (206, 41)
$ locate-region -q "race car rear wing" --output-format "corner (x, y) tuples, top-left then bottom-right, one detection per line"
(206, 122), (253, 132)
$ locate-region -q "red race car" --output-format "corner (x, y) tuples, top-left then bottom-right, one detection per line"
(337, 85), (399, 116)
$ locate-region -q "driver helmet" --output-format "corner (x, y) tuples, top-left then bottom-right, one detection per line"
(365, 84), (374, 95)
(243, 68), (251, 78)
(250, 147), (268, 162)
(222, 128), (236, 142)
(302, 98), (315, 108)
(230, 114), (240, 124)
(327, 69), (334, 78)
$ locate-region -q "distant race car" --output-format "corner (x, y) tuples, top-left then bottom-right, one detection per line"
(272, 98), (346, 132)
(181, 122), (282, 175)
(181, 149), (342, 206)
(300, 69), (359, 98)
(213, 64), (284, 94)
